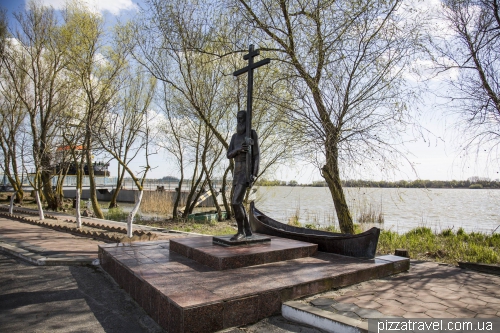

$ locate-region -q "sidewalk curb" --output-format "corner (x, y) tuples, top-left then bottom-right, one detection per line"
(282, 301), (368, 333)
(0, 241), (99, 266)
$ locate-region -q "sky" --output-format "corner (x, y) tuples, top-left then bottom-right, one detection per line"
(1, 0), (498, 183)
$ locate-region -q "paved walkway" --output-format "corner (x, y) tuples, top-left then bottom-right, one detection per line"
(301, 260), (500, 321)
(0, 217), (100, 261)
(0, 206), (188, 265)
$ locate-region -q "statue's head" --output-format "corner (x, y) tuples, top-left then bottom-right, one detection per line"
(237, 110), (246, 135)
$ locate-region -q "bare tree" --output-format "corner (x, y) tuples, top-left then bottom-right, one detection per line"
(101, 67), (156, 209)
(127, 0), (296, 219)
(95, 67), (156, 237)
(433, 0), (500, 157)
(231, 0), (422, 233)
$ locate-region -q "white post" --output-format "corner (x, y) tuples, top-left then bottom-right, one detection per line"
(35, 190), (44, 220)
(9, 194), (15, 215)
(127, 190), (143, 238)
(75, 190), (82, 228)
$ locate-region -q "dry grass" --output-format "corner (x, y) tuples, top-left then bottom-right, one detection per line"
(140, 191), (175, 215)
(357, 203), (384, 224)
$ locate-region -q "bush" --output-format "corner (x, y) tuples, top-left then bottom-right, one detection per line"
(106, 207), (128, 222)
(440, 228), (453, 237)
(469, 183), (483, 189)
(411, 227), (433, 236)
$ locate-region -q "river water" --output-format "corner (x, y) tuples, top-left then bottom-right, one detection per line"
(253, 186), (500, 234)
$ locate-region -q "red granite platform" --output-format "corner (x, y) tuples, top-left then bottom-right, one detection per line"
(170, 235), (317, 270)
(99, 237), (409, 333)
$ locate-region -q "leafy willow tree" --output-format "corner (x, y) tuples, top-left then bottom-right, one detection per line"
(433, 0), (500, 157)
(2, 1), (71, 211)
(61, 1), (128, 218)
(0, 55), (27, 206)
(231, 0), (423, 233)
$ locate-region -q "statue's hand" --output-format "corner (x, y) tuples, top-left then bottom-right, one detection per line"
(240, 143), (248, 153)
(249, 174), (255, 185)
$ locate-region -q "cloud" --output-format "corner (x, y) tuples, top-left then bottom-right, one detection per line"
(35, 0), (139, 15)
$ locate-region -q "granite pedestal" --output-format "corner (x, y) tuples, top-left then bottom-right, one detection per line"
(170, 235), (316, 270)
(99, 236), (409, 333)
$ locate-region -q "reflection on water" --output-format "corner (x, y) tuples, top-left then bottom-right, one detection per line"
(254, 186), (500, 234)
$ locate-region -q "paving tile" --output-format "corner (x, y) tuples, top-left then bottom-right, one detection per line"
(392, 285), (416, 292)
(310, 297), (337, 307)
(376, 298), (404, 307)
(334, 295), (361, 303)
(424, 302), (449, 311)
(377, 305), (407, 317)
(444, 283), (463, 291)
(399, 303), (428, 313)
(403, 312), (430, 318)
(353, 300), (382, 309)
(416, 293), (444, 303)
(430, 286), (455, 293)
(461, 285), (487, 292)
(398, 298), (425, 305)
(394, 290), (417, 298)
(332, 303), (361, 312)
(478, 296), (500, 304)
(459, 297), (487, 306)
(434, 292), (463, 300)
(340, 290), (362, 297)
(466, 305), (498, 315)
(438, 299), (468, 308)
(446, 307), (478, 318)
(426, 309), (458, 319)
(377, 291), (400, 300)
(356, 294), (378, 301)
(338, 311), (362, 320)
(354, 308), (384, 319)
(475, 314), (497, 318)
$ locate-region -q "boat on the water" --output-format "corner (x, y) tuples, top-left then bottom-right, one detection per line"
(249, 202), (380, 258)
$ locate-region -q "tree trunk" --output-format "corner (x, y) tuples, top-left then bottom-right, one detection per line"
(109, 167), (126, 208)
(173, 175), (183, 219)
(321, 144), (354, 234)
(35, 190), (45, 220)
(202, 158), (223, 221)
(221, 163), (232, 220)
(187, 179), (207, 215)
(85, 136), (104, 219)
(9, 195), (15, 215)
(127, 190), (143, 237)
(75, 187), (82, 228)
(15, 188), (24, 204)
(41, 170), (60, 211)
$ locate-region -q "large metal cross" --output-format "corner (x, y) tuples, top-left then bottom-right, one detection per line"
(233, 44), (270, 186)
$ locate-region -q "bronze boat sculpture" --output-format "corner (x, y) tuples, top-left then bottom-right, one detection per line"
(249, 202), (380, 258)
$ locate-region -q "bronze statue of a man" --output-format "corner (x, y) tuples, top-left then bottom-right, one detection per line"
(227, 110), (260, 241)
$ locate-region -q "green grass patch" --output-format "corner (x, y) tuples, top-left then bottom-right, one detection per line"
(378, 228), (500, 265)
(141, 218), (237, 236)
(105, 207), (129, 222)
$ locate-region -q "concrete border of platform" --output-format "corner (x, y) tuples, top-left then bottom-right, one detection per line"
(0, 240), (99, 266)
(282, 301), (368, 333)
